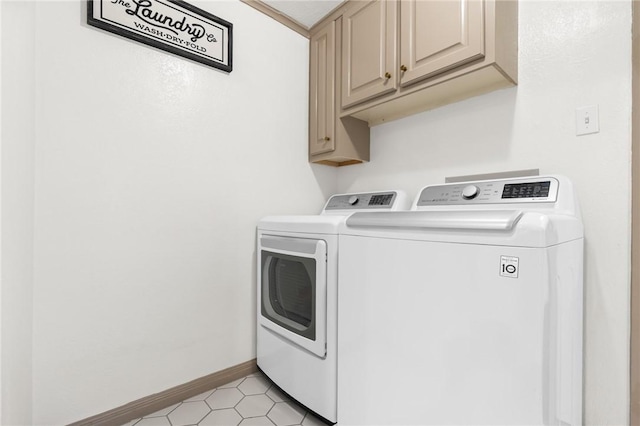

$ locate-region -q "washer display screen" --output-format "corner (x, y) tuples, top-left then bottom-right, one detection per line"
(502, 181), (551, 199)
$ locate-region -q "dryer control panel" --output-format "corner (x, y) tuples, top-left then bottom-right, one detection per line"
(417, 177), (559, 206)
(324, 191), (401, 211)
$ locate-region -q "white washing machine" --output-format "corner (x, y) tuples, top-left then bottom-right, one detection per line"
(337, 175), (584, 425)
(257, 190), (409, 423)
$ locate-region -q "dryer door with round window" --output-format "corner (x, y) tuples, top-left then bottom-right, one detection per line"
(259, 235), (327, 358)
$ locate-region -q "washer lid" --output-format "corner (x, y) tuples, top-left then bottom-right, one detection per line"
(346, 210), (524, 231)
(341, 210), (583, 248)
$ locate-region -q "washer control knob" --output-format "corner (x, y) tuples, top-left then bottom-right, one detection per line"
(462, 185), (480, 200)
(348, 195), (359, 205)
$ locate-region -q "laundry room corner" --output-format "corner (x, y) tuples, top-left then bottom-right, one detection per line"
(2, 0), (635, 423)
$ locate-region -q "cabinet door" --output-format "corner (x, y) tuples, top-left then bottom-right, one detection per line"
(400, 0), (485, 87)
(341, 0), (397, 108)
(309, 21), (336, 156)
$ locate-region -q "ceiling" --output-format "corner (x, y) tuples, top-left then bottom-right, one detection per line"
(261, 0), (345, 29)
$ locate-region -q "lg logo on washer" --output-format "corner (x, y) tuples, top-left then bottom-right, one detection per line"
(500, 255), (519, 278)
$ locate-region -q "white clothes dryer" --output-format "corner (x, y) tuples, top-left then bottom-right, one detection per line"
(337, 175), (584, 425)
(257, 191), (409, 423)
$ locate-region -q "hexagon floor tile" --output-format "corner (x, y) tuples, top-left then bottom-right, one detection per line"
(124, 372), (328, 426)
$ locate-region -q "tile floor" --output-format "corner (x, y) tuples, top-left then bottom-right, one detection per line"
(123, 371), (328, 426)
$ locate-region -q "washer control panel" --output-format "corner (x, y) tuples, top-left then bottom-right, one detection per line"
(417, 177), (559, 206)
(325, 191), (399, 210)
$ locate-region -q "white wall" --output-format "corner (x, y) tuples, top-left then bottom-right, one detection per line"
(337, 1), (632, 424)
(24, 1), (335, 424)
(1, 2), (36, 424)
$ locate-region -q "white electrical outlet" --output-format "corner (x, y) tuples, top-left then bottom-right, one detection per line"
(576, 105), (599, 136)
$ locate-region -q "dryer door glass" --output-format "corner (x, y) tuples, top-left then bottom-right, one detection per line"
(258, 235), (327, 358)
(262, 251), (316, 340)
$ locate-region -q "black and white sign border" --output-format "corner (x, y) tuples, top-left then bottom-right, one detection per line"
(87, 0), (233, 73)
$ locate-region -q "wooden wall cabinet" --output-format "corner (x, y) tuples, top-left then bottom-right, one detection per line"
(309, 18), (370, 166)
(342, 0), (518, 126)
(399, 0), (486, 87)
(341, 0), (398, 108)
(309, 0), (518, 166)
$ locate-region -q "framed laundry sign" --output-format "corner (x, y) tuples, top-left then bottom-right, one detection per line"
(87, 0), (232, 72)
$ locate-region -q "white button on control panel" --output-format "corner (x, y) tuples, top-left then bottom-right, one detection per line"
(462, 185), (480, 200)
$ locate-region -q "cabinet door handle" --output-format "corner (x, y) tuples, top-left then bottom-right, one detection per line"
(400, 65), (407, 72)
(384, 72), (391, 79)
(323, 136), (331, 141)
